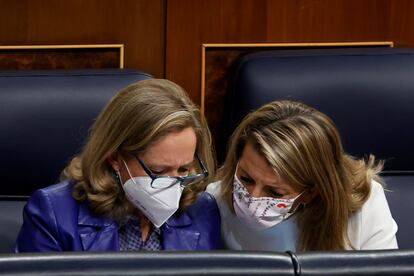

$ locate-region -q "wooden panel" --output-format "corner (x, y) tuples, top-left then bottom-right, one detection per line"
(166, 0), (414, 162)
(389, 0), (414, 46)
(0, 45), (123, 70)
(166, 0), (268, 104)
(266, 0), (390, 42)
(0, 0), (165, 77)
(166, 0), (392, 105)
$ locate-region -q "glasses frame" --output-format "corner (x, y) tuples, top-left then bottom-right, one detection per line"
(134, 154), (209, 189)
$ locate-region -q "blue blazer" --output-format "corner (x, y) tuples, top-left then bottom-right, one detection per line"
(15, 181), (221, 252)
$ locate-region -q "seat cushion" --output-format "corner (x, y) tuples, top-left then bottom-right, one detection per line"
(383, 175), (414, 250)
(0, 199), (27, 253)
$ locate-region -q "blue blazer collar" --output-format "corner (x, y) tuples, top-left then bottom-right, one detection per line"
(164, 211), (192, 227)
(77, 202), (200, 251)
(78, 201), (119, 251)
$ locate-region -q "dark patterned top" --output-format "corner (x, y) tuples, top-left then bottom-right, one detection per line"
(118, 216), (162, 251)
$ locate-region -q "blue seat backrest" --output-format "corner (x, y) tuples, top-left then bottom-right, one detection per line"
(0, 69), (151, 252)
(227, 47), (414, 171)
(226, 47), (414, 249)
(0, 200), (27, 253)
(383, 175), (414, 249)
(0, 69), (151, 196)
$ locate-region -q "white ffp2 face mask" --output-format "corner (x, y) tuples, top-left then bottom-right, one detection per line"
(233, 174), (303, 231)
(120, 160), (184, 228)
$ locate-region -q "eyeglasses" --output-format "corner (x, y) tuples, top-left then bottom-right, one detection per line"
(134, 154), (209, 189)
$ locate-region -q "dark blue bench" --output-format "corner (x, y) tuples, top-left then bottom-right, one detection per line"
(0, 250), (413, 275)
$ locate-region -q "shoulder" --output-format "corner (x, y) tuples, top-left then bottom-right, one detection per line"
(206, 181), (222, 197)
(206, 181), (229, 211)
(363, 180), (388, 210)
(31, 180), (75, 199)
(181, 191), (220, 228)
(370, 179), (385, 194)
(173, 191), (220, 230)
(357, 180), (391, 225)
(26, 181), (79, 217)
(187, 191), (219, 214)
(16, 181), (82, 252)
(165, 191), (222, 249)
(350, 179), (398, 249)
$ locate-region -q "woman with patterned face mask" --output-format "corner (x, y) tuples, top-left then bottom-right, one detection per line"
(16, 79), (221, 252)
(207, 100), (398, 251)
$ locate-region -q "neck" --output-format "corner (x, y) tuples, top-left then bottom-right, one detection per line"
(133, 208), (152, 241)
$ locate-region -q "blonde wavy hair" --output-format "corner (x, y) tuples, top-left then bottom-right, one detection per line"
(218, 100), (383, 251)
(62, 79), (216, 221)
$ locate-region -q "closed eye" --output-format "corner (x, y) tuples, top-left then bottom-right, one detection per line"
(150, 166), (191, 176)
(268, 188), (284, 198)
(178, 167), (190, 175)
(150, 168), (166, 175)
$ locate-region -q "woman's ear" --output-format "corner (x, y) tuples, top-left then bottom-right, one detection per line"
(107, 151), (120, 171)
(302, 187), (319, 204)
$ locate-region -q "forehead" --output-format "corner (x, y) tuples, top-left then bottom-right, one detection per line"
(238, 142), (280, 184)
(238, 142), (304, 193)
(141, 127), (197, 166)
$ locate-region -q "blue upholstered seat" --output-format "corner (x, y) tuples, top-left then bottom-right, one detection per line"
(0, 69), (151, 252)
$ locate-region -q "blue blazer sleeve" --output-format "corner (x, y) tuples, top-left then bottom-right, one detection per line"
(15, 189), (63, 252)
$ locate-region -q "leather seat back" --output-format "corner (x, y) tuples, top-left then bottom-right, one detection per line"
(226, 47), (414, 249)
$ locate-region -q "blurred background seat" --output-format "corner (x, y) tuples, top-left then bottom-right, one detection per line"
(0, 69), (151, 253)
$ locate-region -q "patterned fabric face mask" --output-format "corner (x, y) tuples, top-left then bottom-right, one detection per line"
(232, 173), (303, 231)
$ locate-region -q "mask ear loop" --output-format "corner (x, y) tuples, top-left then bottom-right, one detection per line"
(122, 159), (138, 185)
(233, 162), (243, 187)
(287, 190), (307, 215)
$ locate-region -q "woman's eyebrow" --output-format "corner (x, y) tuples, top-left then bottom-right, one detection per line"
(238, 167), (253, 178)
(240, 166), (284, 188)
(239, 168), (289, 194)
(146, 159), (195, 169)
(181, 160), (196, 168)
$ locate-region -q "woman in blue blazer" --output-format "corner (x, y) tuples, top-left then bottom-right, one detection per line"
(15, 79), (221, 252)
